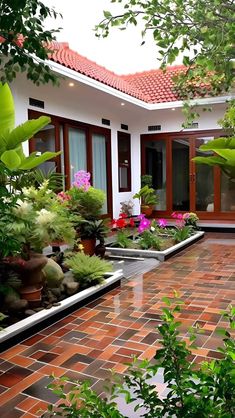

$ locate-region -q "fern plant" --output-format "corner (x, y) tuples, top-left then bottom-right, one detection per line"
(64, 253), (112, 288)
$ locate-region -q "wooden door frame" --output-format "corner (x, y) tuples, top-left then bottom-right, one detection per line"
(141, 129), (235, 220)
(28, 109), (113, 219)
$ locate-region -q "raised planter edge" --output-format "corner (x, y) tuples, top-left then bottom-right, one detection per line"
(106, 231), (205, 261)
(0, 270), (123, 346)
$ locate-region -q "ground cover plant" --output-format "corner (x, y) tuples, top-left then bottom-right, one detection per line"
(109, 212), (198, 250)
(43, 298), (235, 417)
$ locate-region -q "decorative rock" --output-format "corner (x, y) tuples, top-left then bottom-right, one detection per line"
(25, 309), (36, 316)
(45, 304), (53, 309)
(66, 282), (79, 296)
(42, 258), (64, 288)
(34, 307), (44, 312)
(50, 288), (61, 298)
(52, 302), (61, 306)
(8, 299), (28, 312)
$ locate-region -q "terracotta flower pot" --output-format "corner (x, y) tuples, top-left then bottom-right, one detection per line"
(19, 285), (43, 301)
(141, 205), (153, 217)
(80, 239), (96, 256)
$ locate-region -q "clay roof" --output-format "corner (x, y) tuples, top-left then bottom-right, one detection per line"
(49, 42), (186, 104)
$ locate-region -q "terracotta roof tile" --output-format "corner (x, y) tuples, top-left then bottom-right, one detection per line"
(49, 42), (186, 104)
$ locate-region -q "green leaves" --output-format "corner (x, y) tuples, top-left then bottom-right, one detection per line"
(1, 149), (21, 170)
(0, 83), (61, 171)
(6, 116), (50, 149)
(0, 83), (15, 132)
(96, 0), (234, 99)
(0, 0), (61, 85)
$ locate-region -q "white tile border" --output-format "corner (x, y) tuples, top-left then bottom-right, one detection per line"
(106, 231), (205, 261)
(0, 270), (123, 344)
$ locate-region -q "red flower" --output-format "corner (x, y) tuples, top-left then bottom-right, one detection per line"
(129, 217), (135, 227)
(119, 213), (128, 219)
(116, 218), (127, 229)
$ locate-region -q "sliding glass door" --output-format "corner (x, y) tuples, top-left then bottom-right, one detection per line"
(141, 130), (235, 219)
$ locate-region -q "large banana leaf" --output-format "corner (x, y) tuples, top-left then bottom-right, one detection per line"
(192, 155), (226, 166)
(200, 137), (235, 150)
(1, 149), (21, 170)
(5, 116), (50, 150)
(0, 83), (15, 133)
(0, 83), (61, 171)
(19, 151), (61, 170)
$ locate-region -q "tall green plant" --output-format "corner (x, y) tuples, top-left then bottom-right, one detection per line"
(0, 83), (61, 171)
(43, 299), (235, 417)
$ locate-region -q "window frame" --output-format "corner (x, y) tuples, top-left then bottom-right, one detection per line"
(117, 131), (131, 192)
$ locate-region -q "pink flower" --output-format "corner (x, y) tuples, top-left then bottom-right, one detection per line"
(171, 212), (178, 219)
(138, 216), (151, 233)
(177, 213), (183, 219)
(57, 191), (71, 201)
(158, 218), (167, 228)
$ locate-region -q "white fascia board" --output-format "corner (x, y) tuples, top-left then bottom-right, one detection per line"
(47, 60), (234, 110)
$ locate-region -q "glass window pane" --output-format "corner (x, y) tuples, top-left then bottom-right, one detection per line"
(92, 134), (107, 213)
(68, 128), (87, 183)
(33, 124), (55, 174)
(119, 167), (128, 189)
(145, 139), (166, 210)
(221, 173), (235, 212)
(172, 139), (190, 211)
(118, 134), (131, 191)
(195, 137), (214, 211)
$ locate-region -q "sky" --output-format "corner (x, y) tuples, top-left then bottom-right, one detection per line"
(44, 0), (162, 75)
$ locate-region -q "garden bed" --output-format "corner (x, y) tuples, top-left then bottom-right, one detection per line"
(0, 270), (123, 350)
(106, 231), (204, 261)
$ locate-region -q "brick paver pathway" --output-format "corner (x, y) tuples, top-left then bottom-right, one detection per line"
(0, 233), (234, 417)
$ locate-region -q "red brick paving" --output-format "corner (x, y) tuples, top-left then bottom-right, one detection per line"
(0, 232), (234, 417)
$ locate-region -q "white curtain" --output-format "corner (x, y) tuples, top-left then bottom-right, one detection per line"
(92, 134), (107, 213)
(68, 128), (87, 183)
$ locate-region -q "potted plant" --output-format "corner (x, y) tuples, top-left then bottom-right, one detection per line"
(133, 185), (158, 216)
(65, 171), (107, 255)
(76, 219), (108, 256)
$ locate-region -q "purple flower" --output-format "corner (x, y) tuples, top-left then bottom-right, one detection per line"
(73, 170), (91, 191)
(158, 218), (167, 228)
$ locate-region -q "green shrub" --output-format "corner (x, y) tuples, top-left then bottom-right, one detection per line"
(110, 231), (134, 248)
(64, 252), (112, 288)
(138, 230), (162, 250)
(172, 225), (193, 243)
(43, 300), (235, 417)
(68, 186), (106, 220)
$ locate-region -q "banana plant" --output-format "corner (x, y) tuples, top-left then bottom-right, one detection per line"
(193, 136), (235, 179)
(193, 103), (235, 179)
(0, 83), (61, 171)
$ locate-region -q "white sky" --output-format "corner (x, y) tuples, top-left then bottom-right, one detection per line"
(44, 0), (162, 74)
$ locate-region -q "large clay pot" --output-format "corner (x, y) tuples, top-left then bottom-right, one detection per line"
(141, 205), (153, 217)
(80, 239), (96, 256)
(21, 253), (48, 287)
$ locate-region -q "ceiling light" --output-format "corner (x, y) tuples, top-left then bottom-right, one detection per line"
(69, 82), (74, 87)
(121, 102), (125, 106)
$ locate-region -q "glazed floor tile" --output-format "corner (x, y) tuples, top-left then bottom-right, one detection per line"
(0, 232), (235, 417)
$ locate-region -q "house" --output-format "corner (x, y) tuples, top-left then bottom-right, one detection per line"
(11, 42), (234, 220)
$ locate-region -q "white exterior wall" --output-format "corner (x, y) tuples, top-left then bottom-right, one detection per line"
(10, 75), (227, 218)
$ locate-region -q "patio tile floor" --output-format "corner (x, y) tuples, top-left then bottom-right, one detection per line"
(0, 232), (235, 417)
